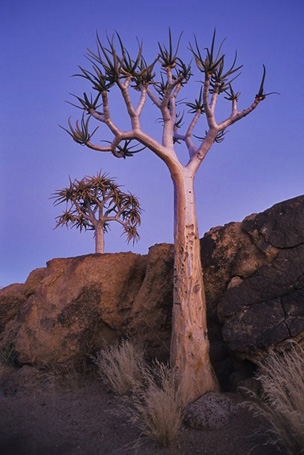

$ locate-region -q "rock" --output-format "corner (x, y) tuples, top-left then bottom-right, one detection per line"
(24, 268), (47, 296)
(242, 196), (304, 249)
(0, 253), (147, 366)
(0, 247), (174, 367)
(215, 197), (304, 362)
(184, 392), (237, 430)
(129, 243), (174, 359)
(0, 268), (48, 336)
(200, 195), (304, 385)
(218, 248), (304, 361)
(200, 222), (271, 320)
(0, 284), (26, 334)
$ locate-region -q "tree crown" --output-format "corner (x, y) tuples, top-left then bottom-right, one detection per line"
(52, 171), (142, 244)
(62, 30), (277, 165)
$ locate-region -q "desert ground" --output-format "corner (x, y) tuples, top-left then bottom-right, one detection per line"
(0, 365), (281, 455)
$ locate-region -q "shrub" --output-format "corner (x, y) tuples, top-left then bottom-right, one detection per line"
(130, 361), (184, 447)
(0, 345), (18, 367)
(243, 343), (304, 454)
(92, 339), (145, 396)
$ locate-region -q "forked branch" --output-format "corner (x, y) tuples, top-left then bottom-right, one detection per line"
(63, 30), (273, 174)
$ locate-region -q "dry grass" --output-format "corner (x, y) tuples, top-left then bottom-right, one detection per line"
(0, 345), (17, 367)
(92, 339), (145, 396)
(93, 341), (186, 446)
(242, 342), (304, 454)
(129, 361), (185, 447)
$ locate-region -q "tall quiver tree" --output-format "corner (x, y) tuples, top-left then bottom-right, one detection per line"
(53, 172), (142, 254)
(63, 31), (273, 402)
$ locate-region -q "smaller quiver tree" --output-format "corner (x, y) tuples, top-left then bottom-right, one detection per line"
(52, 171), (142, 253)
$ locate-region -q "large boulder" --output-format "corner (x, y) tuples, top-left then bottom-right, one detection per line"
(0, 253), (147, 366)
(200, 222), (272, 321)
(201, 195), (304, 363)
(0, 246), (174, 367)
(129, 243), (174, 359)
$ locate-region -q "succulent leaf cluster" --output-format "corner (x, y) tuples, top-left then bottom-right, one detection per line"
(195, 129), (228, 143)
(68, 92), (102, 113)
(61, 115), (98, 145)
(103, 139), (145, 158)
(224, 83), (240, 102)
(82, 33), (158, 91)
(255, 65), (279, 100)
(114, 140), (145, 158)
(158, 29), (182, 69)
(189, 31), (242, 94)
(186, 88), (204, 113)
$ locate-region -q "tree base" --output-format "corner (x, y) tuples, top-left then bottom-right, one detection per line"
(177, 361), (220, 404)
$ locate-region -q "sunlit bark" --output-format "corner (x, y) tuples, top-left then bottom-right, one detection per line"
(170, 166), (219, 401)
(95, 222), (104, 254)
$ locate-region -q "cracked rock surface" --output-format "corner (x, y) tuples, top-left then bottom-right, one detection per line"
(201, 195), (304, 363)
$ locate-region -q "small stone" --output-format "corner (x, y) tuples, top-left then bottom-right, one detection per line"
(184, 392), (237, 431)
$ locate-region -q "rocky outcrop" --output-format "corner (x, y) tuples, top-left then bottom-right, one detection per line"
(0, 284), (26, 334)
(0, 268), (47, 335)
(200, 222), (272, 320)
(0, 195), (303, 384)
(0, 245), (174, 367)
(201, 195), (304, 364)
(129, 243), (174, 359)
(0, 253), (145, 366)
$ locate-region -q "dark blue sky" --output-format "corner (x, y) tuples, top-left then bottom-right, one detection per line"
(1, 0), (304, 286)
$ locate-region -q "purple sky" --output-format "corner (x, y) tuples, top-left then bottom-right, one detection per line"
(1, 0), (304, 287)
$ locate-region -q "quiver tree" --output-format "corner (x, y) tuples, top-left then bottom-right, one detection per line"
(52, 171), (142, 253)
(63, 30), (274, 402)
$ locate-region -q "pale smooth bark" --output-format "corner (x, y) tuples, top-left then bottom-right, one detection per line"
(95, 222), (104, 254)
(171, 166), (219, 402)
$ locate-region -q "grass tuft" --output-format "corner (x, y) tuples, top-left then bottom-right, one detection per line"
(92, 339), (145, 396)
(93, 341), (186, 446)
(242, 342), (304, 454)
(130, 360), (185, 447)
(0, 345), (18, 368)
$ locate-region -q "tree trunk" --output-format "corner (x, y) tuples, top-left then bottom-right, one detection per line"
(170, 167), (219, 403)
(95, 222), (104, 254)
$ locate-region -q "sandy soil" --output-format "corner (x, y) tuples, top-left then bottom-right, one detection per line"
(0, 367), (281, 455)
